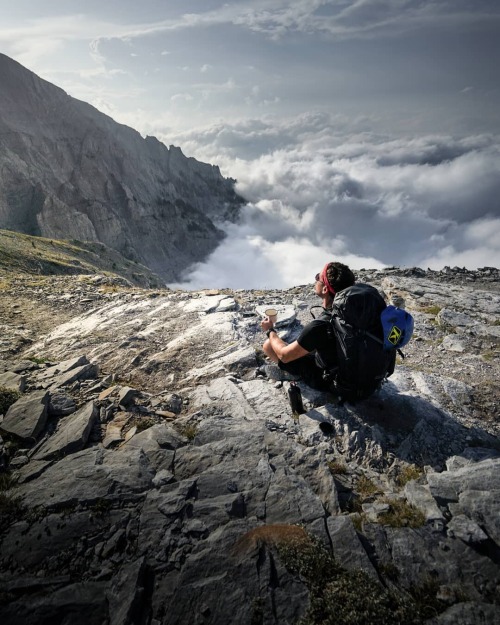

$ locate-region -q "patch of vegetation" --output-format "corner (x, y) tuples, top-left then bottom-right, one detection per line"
(28, 356), (48, 365)
(420, 305), (442, 316)
(0, 489), (27, 534)
(408, 577), (448, 621)
(178, 423), (198, 441)
(0, 472), (18, 492)
(378, 498), (426, 528)
(277, 535), (424, 625)
(378, 562), (400, 582)
(133, 417), (156, 432)
(0, 386), (21, 415)
(250, 598), (265, 625)
(327, 460), (347, 475)
(395, 464), (423, 488)
(356, 475), (380, 498)
(24, 504), (48, 525)
(481, 350), (498, 362)
(350, 513), (364, 533)
(232, 524), (311, 557)
(344, 494), (363, 514)
(89, 498), (112, 518)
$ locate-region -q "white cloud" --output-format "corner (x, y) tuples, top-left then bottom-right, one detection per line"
(164, 114), (500, 289)
(170, 93), (194, 103)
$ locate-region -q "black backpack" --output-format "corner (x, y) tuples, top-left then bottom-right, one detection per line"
(324, 284), (397, 403)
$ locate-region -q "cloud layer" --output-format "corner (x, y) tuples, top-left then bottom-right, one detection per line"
(166, 115), (500, 289)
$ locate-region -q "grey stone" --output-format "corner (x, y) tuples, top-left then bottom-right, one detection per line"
(15, 446), (155, 509)
(102, 414), (130, 449)
(0, 581), (108, 625)
(152, 469), (175, 487)
(458, 490), (500, 547)
(107, 558), (147, 625)
(48, 363), (98, 390)
(48, 393), (77, 416)
(33, 401), (98, 460)
(9, 454), (29, 469)
(1, 268), (499, 625)
(404, 480), (445, 524)
(216, 297), (237, 312)
(154, 392), (183, 414)
(437, 309), (475, 327)
(447, 515), (488, 544)
(426, 602), (500, 625)
(37, 356), (89, 382)
(362, 501), (391, 522)
(11, 360), (38, 373)
(0, 390), (49, 442)
(118, 386), (138, 406)
(442, 335), (466, 352)
(327, 515), (380, 579)
(0, 371), (26, 392)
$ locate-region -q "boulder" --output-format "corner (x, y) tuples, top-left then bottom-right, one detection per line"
(0, 391), (49, 442)
(0, 371), (26, 392)
(33, 401), (98, 460)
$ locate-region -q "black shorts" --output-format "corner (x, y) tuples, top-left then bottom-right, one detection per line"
(278, 354), (330, 391)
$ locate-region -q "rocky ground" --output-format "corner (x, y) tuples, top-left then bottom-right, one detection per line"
(0, 266), (499, 624)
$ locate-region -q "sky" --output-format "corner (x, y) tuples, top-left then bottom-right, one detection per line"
(1, 0), (500, 288)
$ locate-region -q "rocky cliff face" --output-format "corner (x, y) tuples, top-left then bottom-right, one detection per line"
(0, 54), (244, 281)
(0, 266), (499, 624)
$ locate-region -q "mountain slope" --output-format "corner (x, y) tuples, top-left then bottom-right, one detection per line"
(0, 54), (244, 281)
(0, 266), (499, 624)
(0, 228), (164, 288)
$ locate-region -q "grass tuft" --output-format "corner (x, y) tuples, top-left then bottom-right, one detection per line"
(328, 460), (347, 475)
(378, 498), (426, 528)
(395, 464), (423, 488)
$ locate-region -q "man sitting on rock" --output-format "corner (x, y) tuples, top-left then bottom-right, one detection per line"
(260, 261), (355, 390)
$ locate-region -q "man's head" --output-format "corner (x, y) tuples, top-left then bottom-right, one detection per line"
(315, 262), (355, 301)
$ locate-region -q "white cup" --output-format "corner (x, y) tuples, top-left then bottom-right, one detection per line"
(264, 308), (278, 323)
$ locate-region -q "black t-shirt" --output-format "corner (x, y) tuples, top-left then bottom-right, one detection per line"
(297, 310), (337, 370)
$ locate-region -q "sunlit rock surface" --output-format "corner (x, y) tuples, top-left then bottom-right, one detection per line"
(0, 266), (499, 624)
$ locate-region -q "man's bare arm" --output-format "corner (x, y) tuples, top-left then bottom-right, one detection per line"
(268, 333), (309, 363)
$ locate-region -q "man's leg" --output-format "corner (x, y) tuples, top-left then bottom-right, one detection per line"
(263, 338), (280, 363)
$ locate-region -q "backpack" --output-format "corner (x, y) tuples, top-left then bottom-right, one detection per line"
(324, 284), (413, 403)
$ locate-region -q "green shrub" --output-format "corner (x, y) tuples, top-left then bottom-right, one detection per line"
(0, 386), (20, 415)
(277, 536), (423, 625)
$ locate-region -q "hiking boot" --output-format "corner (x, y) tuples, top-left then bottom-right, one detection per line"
(255, 365), (300, 382)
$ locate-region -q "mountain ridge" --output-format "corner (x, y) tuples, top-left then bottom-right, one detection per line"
(0, 53), (244, 282)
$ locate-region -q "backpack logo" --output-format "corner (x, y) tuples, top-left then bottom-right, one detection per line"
(381, 305), (414, 350)
(388, 325), (402, 345)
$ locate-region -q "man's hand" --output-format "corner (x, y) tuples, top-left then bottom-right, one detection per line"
(261, 316), (274, 332)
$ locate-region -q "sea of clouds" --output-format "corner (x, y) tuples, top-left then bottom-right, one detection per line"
(162, 113), (500, 289)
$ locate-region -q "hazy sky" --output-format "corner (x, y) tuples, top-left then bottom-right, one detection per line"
(1, 1), (500, 287)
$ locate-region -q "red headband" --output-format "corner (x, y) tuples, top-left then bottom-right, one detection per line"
(320, 263), (336, 296)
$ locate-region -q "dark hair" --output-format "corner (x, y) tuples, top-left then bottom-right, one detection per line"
(326, 262), (355, 293)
